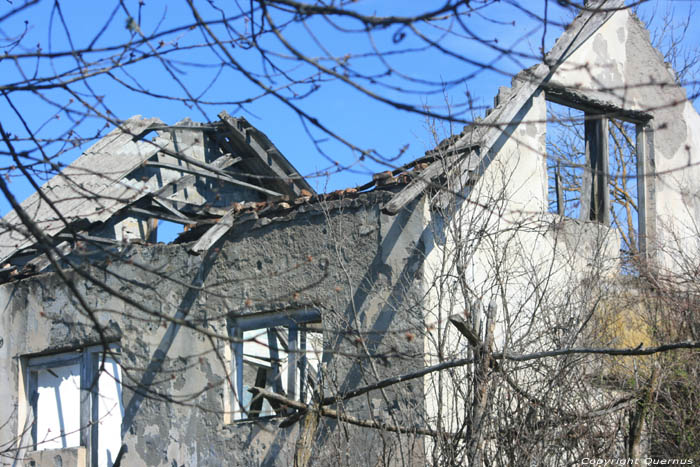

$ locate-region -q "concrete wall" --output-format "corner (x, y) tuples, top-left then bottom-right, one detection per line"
(417, 8), (680, 462)
(420, 4), (700, 378)
(420, 87), (621, 461)
(416, 5), (700, 463)
(0, 191), (427, 466)
(24, 447), (87, 467)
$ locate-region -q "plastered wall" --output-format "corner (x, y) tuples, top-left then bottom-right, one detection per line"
(0, 191), (427, 466)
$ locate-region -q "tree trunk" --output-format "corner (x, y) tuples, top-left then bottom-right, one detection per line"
(294, 407), (320, 467)
(628, 367), (658, 459)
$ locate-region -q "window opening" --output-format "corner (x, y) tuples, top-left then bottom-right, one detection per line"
(229, 310), (322, 421)
(608, 118), (639, 266)
(26, 345), (123, 467)
(546, 98), (646, 268)
(31, 355), (81, 450)
(546, 101), (586, 218)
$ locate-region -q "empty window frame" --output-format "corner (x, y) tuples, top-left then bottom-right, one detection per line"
(26, 344), (123, 467)
(608, 118), (641, 262)
(546, 102), (586, 218)
(545, 98), (652, 261)
(229, 309), (322, 421)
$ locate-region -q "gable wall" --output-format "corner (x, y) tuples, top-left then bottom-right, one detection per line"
(549, 9), (700, 270)
(417, 8), (689, 461)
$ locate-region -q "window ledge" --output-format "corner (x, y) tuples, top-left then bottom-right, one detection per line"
(549, 216), (621, 263)
(229, 415), (282, 425)
(25, 446), (87, 467)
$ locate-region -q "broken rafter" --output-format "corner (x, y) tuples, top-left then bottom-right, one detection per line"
(25, 240), (73, 273)
(157, 145), (283, 198)
(133, 127), (284, 199)
(128, 206), (197, 226)
(382, 155), (465, 214)
(0, 265), (17, 274)
(151, 197), (191, 221)
(55, 232), (130, 246)
(151, 154), (237, 198)
(145, 159), (243, 186)
(132, 124), (219, 141)
(218, 111), (314, 197)
(189, 207), (236, 254)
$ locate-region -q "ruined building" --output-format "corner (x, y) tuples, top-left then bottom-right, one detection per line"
(1, 2), (699, 465)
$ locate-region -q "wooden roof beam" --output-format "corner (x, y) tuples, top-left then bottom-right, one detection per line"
(152, 149), (282, 198)
(145, 158), (243, 186)
(127, 206), (197, 225)
(151, 154), (237, 198)
(189, 207), (236, 254)
(218, 111), (314, 197)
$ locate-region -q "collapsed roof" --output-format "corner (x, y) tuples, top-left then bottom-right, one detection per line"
(0, 111), (314, 271)
(0, 0), (665, 280)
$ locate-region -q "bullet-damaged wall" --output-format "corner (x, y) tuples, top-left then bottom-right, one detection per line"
(0, 190), (427, 467)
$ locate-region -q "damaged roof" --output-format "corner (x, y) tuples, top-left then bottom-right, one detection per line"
(0, 0), (640, 275)
(0, 116), (162, 264)
(0, 111), (314, 266)
(382, 0), (626, 215)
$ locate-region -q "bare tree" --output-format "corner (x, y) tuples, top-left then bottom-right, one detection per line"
(0, 1), (699, 467)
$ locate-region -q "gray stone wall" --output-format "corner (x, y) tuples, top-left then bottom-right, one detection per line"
(0, 191), (427, 466)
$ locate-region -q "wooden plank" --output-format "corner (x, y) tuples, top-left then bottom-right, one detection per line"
(133, 125), (218, 140)
(0, 265), (17, 275)
(584, 116), (610, 224)
(151, 154), (238, 197)
(189, 207), (236, 254)
(158, 145), (282, 198)
(299, 331), (308, 402)
(218, 114), (294, 196)
(24, 240), (72, 273)
(55, 233), (125, 246)
(161, 150), (282, 197)
(636, 124), (657, 262)
(232, 327), (244, 419)
(267, 328), (285, 395)
(151, 197), (191, 221)
(84, 350), (98, 466)
(145, 159), (243, 186)
(218, 111), (314, 196)
(449, 314), (481, 348)
(287, 325), (298, 401)
(382, 157), (453, 215)
(248, 368), (268, 418)
(128, 206), (195, 226)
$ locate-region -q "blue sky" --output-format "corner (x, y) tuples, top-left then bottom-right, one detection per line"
(1, 0), (697, 219)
